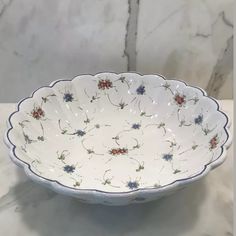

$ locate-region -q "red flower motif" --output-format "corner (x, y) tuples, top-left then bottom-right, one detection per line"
(98, 79), (112, 90)
(174, 94), (186, 106)
(209, 135), (218, 149)
(31, 107), (45, 120)
(109, 148), (128, 156)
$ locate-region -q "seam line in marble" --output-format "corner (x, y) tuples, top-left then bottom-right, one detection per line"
(124, 0), (139, 71)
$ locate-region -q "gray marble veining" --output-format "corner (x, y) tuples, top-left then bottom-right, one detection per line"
(0, 0), (128, 102)
(206, 35), (233, 97)
(0, 0), (233, 101)
(136, 0), (233, 99)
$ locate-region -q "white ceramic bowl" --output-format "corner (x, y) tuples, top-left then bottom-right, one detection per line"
(4, 73), (232, 205)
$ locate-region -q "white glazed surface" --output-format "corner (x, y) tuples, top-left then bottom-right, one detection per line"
(4, 73), (231, 205)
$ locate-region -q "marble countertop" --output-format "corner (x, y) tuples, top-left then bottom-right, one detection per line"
(0, 100), (233, 236)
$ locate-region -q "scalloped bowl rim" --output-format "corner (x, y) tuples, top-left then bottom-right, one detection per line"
(4, 72), (232, 199)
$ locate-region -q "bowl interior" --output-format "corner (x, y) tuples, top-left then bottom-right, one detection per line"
(8, 73), (228, 192)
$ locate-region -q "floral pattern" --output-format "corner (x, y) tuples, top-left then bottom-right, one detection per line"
(209, 135), (219, 150)
(73, 130), (86, 137)
(174, 94), (186, 106)
(109, 148), (128, 156)
(8, 73), (229, 199)
(127, 181), (139, 189)
(31, 107), (45, 120)
(194, 114), (203, 125)
(63, 92), (74, 102)
(98, 79), (113, 90)
(136, 85), (145, 95)
(132, 123), (141, 129)
(162, 154), (173, 161)
(64, 165), (75, 173)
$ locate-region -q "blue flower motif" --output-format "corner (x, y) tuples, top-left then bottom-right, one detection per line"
(127, 181), (139, 189)
(75, 130), (86, 136)
(132, 123), (141, 129)
(63, 93), (74, 102)
(136, 85), (145, 95)
(162, 154), (173, 161)
(63, 165), (75, 173)
(194, 115), (203, 125)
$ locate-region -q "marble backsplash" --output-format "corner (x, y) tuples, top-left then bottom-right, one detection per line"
(0, 0), (233, 102)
